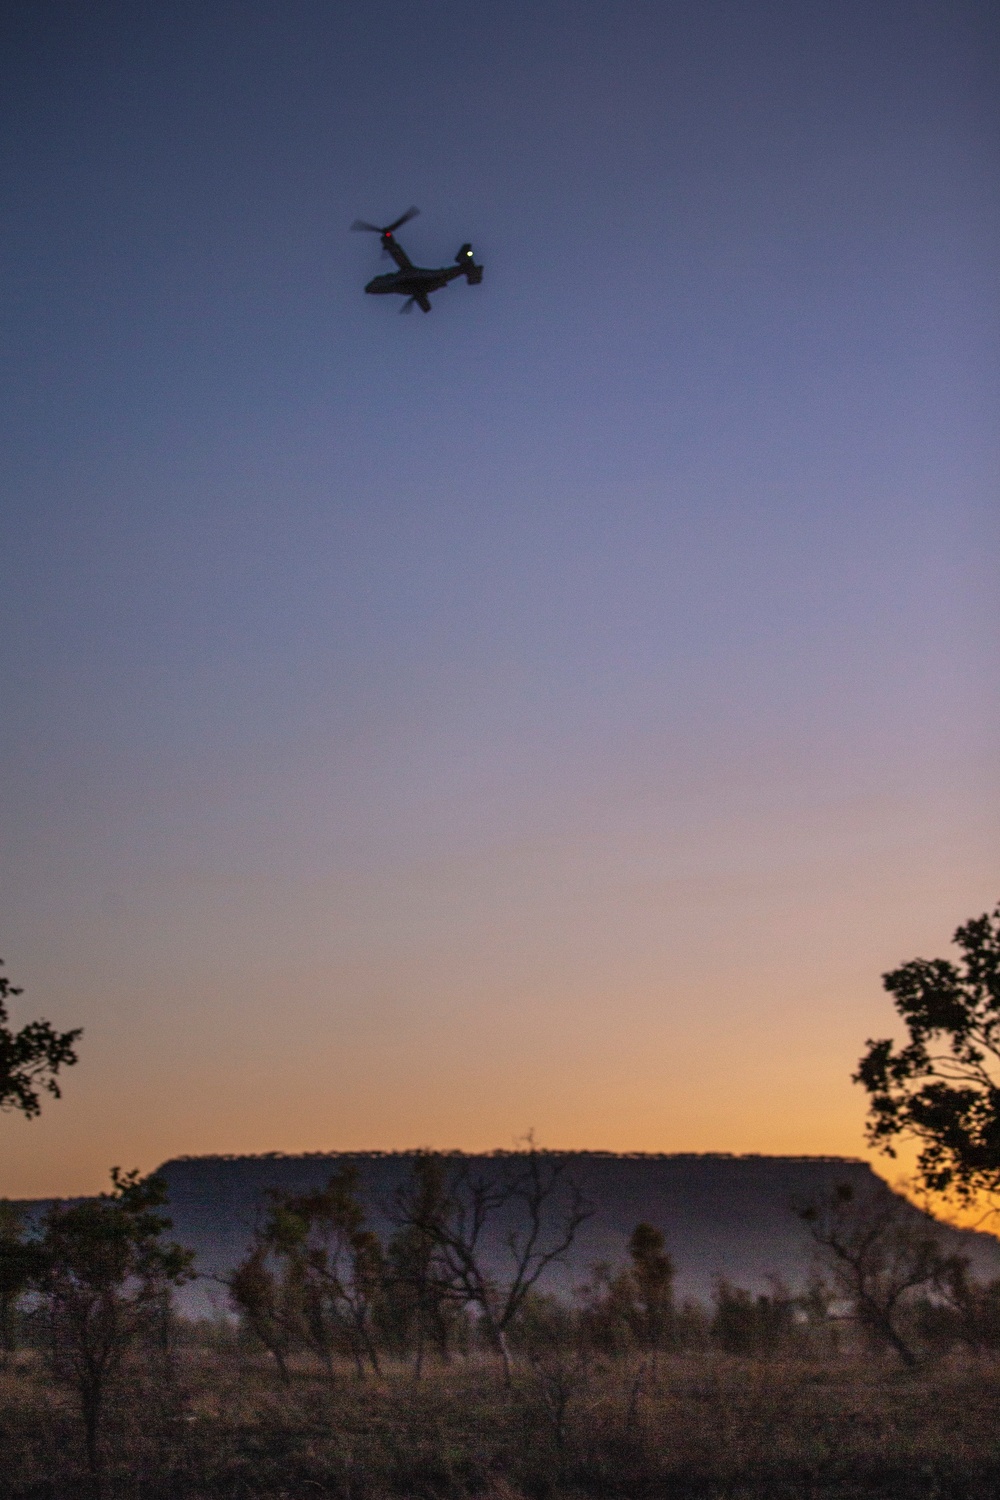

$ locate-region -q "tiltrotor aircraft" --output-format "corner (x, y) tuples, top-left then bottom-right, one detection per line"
(351, 207), (483, 313)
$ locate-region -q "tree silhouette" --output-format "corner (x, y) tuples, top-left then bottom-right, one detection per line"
(230, 1164), (385, 1382)
(393, 1145), (591, 1383)
(0, 960), (81, 1118)
(626, 1222), (675, 1356)
(0, 1202), (43, 1360)
(265, 1165), (385, 1380)
(798, 1181), (963, 1367)
(382, 1153), (458, 1376)
(855, 901), (1000, 1202)
(227, 1244), (300, 1385)
(38, 1169), (193, 1488)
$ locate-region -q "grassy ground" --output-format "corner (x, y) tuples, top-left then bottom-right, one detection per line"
(2, 1345), (999, 1499)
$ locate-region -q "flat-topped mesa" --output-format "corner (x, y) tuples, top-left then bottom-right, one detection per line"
(138, 1151), (1000, 1318)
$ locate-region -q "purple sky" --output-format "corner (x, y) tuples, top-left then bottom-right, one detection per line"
(1, 0), (997, 1194)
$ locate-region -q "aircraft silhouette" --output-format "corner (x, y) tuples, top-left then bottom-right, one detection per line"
(351, 207), (483, 313)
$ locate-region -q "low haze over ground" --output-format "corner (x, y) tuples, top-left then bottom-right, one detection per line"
(1, 1), (997, 1196)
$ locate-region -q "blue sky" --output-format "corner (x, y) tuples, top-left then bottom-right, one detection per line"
(1, 0), (997, 1194)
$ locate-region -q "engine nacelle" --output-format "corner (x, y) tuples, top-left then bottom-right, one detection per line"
(456, 243), (483, 284)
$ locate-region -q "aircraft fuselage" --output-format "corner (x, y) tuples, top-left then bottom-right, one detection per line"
(365, 264), (465, 298)
(362, 229), (482, 312)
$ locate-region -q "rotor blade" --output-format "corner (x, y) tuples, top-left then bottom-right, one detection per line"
(386, 205), (419, 233)
(399, 297), (416, 314)
(350, 219), (382, 233)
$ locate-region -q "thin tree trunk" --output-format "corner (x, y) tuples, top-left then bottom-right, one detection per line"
(880, 1318), (917, 1368)
(81, 1379), (104, 1497)
(361, 1325), (381, 1375)
(494, 1324), (513, 1386)
(860, 1301), (917, 1368)
(0, 1296), (16, 1361)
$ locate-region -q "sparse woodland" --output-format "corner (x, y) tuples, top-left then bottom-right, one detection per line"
(3, 1154), (1000, 1498)
(2, 907), (1000, 1498)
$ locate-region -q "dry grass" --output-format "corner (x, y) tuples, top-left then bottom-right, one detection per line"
(2, 1344), (999, 1499)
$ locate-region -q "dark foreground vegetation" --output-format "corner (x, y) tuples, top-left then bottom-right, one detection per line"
(4, 1172), (1000, 1500)
(2, 901), (998, 1497)
(2, 1334), (1000, 1500)
(4, 1135), (1000, 1497)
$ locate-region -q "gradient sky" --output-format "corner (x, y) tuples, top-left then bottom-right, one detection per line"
(1, 0), (997, 1197)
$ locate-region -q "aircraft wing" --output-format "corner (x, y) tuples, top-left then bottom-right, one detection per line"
(386, 240), (414, 271)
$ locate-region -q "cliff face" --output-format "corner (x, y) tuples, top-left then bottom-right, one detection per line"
(141, 1151), (1000, 1318)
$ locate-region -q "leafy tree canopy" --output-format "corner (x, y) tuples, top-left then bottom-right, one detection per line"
(0, 960), (81, 1118)
(40, 1167), (194, 1292)
(855, 902), (1000, 1202)
(37, 1168), (193, 1483)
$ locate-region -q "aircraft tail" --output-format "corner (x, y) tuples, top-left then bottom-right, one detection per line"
(456, 243), (483, 284)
